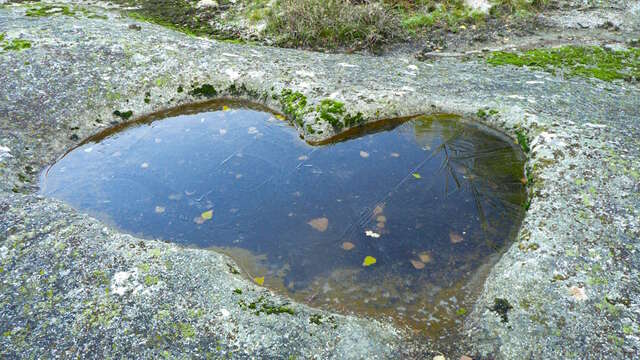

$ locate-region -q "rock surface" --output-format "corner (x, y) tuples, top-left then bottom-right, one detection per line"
(1, 2), (640, 359)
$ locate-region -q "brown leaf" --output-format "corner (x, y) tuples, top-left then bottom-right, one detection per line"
(376, 215), (386, 223)
(373, 204), (384, 216)
(449, 231), (464, 244)
(410, 259), (425, 269)
(308, 217), (329, 232)
(341, 242), (355, 250)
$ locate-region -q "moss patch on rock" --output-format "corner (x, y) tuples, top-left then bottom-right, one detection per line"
(487, 46), (640, 82)
(1, 36), (31, 52)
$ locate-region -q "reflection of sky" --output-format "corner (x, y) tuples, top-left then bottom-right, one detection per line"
(41, 108), (525, 290)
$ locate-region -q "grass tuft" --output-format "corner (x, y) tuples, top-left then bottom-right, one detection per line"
(267, 0), (403, 52)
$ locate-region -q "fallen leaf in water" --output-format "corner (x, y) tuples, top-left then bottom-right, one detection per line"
(168, 193), (182, 201)
(360, 151), (369, 158)
(365, 230), (381, 238)
(390, 152), (400, 158)
(410, 259), (425, 269)
(141, 162), (149, 169)
(275, 114), (285, 120)
(248, 127), (258, 134)
(219, 128), (227, 135)
(362, 256), (377, 266)
(373, 203), (384, 216)
(376, 222), (385, 229)
(569, 285), (587, 301)
(449, 231), (464, 244)
(154, 206), (165, 214)
(376, 215), (387, 223)
(201, 210), (213, 220)
(520, 177), (528, 185)
(341, 242), (355, 250)
(254, 277), (264, 285)
(308, 217), (329, 232)
(298, 155), (309, 161)
(222, 105), (230, 111)
(412, 173), (421, 179)
(418, 252), (432, 263)
(194, 216), (205, 225)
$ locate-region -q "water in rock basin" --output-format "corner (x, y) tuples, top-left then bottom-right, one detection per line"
(40, 101), (526, 339)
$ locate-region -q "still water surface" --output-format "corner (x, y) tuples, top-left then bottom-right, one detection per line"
(41, 101), (526, 338)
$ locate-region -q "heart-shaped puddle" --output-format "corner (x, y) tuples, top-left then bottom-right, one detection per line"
(41, 100), (526, 339)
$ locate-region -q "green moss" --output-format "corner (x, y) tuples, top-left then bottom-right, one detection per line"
(490, 297), (513, 323)
(189, 84), (217, 98)
(279, 89), (308, 126)
(344, 111), (365, 128)
(137, 263), (150, 273)
(233, 288), (242, 295)
(177, 85), (184, 93)
(127, 12), (198, 37)
(309, 314), (323, 325)
(226, 263), (240, 274)
(238, 296), (294, 316)
(144, 275), (159, 286)
(515, 129), (530, 153)
(25, 4), (75, 17)
(316, 99), (345, 129)
(487, 46), (640, 82)
(2, 39), (32, 52)
(176, 322), (195, 338)
(92, 270), (110, 286)
(456, 307), (467, 316)
(401, 4), (486, 34)
(113, 110), (133, 120)
(477, 108), (499, 119)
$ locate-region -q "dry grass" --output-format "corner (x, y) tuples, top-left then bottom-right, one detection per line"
(266, 0), (404, 52)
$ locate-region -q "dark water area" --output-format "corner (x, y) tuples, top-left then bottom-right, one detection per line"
(40, 101), (526, 338)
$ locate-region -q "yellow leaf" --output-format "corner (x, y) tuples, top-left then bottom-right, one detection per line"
(254, 276), (264, 286)
(275, 114), (285, 120)
(222, 105), (230, 111)
(201, 209), (213, 220)
(412, 173), (421, 179)
(362, 256), (377, 267)
(418, 252), (432, 263)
